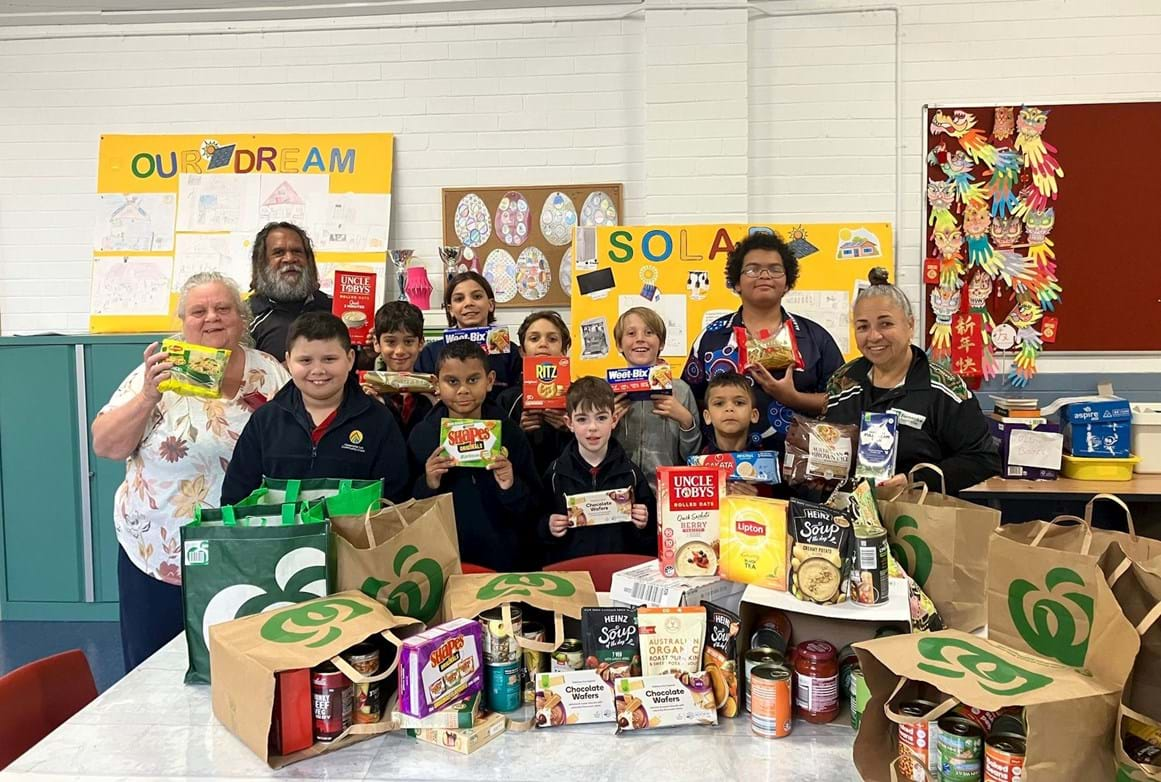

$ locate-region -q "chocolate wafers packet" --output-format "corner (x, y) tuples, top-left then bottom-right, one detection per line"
(615, 672), (719, 733)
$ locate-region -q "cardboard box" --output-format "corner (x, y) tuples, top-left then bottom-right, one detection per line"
(439, 419), (503, 467)
(988, 414), (1062, 480)
(392, 692), (481, 730)
(408, 710), (507, 754)
(657, 466), (726, 578)
(523, 356), (570, 410)
(535, 669), (617, 727)
(737, 581), (910, 666)
(606, 364), (673, 400)
(397, 618), (484, 719)
(608, 559), (746, 612)
(443, 325), (511, 354)
(332, 270), (377, 345)
(566, 488), (634, 527)
(1059, 398), (1133, 457)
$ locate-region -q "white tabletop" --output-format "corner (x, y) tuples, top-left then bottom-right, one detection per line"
(5, 634), (862, 782)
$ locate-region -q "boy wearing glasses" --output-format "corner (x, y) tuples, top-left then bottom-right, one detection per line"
(680, 230), (845, 456)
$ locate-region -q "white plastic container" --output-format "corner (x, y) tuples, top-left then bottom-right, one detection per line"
(1131, 403), (1161, 473)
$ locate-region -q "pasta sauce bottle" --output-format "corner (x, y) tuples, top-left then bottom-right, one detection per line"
(794, 640), (839, 724)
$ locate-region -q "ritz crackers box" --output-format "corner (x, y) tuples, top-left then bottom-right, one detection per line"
(332, 270), (377, 344)
(523, 356), (570, 410)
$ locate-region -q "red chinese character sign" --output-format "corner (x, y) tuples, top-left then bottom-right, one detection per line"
(925, 106), (1065, 386)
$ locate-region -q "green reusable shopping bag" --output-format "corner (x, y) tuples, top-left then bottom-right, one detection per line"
(181, 503), (333, 684)
(236, 477), (382, 507)
(301, 483), (387, 523)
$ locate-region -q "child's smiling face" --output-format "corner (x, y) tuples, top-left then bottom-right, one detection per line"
(618, 313), (661, 367)
(447, 280), (493, 327)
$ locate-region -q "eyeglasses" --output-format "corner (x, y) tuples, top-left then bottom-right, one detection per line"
(741, 265), (787, 279)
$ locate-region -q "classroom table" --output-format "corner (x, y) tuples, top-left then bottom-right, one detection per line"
(960, 474), (1161, 533)
(3, 634), (861, 782)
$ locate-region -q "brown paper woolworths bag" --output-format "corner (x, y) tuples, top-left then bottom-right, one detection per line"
(209, 590), (422, 768)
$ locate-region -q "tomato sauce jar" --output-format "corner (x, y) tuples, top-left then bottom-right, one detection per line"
(794, 640), (839, 724)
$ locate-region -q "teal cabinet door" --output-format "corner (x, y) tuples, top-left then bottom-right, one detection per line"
(86, 342), (152, 604)
(0, 346), (83, 603)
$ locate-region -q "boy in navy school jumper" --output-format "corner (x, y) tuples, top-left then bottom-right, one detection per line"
(700, 372), (777, 498)
(221, 311), (410, 505)
(496, 310), (575, 477)
(541, 376), (656, 564)
(408, 338), (541, 571)
(413, 271), (521, 403)
(361, 300), (433, 438)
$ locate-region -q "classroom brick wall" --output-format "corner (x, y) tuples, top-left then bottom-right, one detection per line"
(0, 0), (1159, 373)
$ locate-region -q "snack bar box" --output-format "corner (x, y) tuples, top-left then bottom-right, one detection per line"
(987, 415), (1062, 480)
(1058, 398), (1133, 458)
(608, 559), (745, 613)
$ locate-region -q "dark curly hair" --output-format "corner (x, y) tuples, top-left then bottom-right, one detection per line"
(725, 230), (799, 292)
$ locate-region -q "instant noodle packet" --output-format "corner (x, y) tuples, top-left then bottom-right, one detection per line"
(159, 339), (230, 399)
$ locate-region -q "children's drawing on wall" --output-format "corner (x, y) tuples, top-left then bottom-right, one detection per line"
(90, 256), (172, 316)
(94, 194), (177, 252)
(835, 227), (883, 260)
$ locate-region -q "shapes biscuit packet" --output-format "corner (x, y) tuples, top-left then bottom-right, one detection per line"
(439, 419), (503, 468)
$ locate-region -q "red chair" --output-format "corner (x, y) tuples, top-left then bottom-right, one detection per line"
(544, 554), (653, 592)
(460, 563), (496, 574)
(0, 649), (98, 770)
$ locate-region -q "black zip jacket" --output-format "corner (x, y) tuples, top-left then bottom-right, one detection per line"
(822, 346), (1000, 496)
(248, 290), (334, 361)
(414, 338), (521, 403)
(539, 439), (657, 564)
(496, 385), (575, 478)
(220, 374), (410, 505)
(408, 401), (542, 571)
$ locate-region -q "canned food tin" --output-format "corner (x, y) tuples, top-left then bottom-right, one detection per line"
(550, 638), (584, 672)
(342, 643), (381, 724)
(479, 606), (522, 664)
(955, 704), (1001, 733)
(838, 644), (859, 699)
(744, 647), (784, 713)
(750, 664), (792, 739)
(521, 620), (546, 704)
(484, 660), (522, 713)
(851, 529), (890, 606)
(750, 628), (789, 657)
(311, 662), (352, 742)
(937, 715), (984, 782)
(895, 700), (941, 781)
(850, 668), (870, 732)
(984, 733), (1026, 782)
(989, 713), (1026, 739)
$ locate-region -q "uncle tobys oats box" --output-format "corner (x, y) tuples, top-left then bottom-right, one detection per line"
(332, 270), (377, 345)
(657, 466), (726, 578)
(439, 419), (503, 468)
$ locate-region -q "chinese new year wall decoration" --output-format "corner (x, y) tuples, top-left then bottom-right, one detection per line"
(926, 106), (1064, 386)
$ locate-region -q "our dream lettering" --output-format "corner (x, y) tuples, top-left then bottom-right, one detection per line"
(131, 145), (357, 179)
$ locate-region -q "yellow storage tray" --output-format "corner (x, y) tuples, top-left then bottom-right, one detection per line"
(1061, 453), (1141, 481)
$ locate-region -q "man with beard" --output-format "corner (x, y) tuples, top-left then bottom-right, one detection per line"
(247, 221), (333, 360)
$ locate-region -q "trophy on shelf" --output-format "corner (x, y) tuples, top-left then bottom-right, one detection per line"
(388, 249), (414, 302)
(438, 245), (464, 284)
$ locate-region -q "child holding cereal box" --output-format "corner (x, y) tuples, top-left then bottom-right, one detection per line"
(611, 306), (701, 494)
(361, 301), (434, 438)
(542, 377), (655, 563)
(497, 310), (575, 475)
(696, 372), (776, 498)
(408, 339), (542, 571)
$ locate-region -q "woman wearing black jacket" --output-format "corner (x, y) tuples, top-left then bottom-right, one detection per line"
(823, 269), (999, 496)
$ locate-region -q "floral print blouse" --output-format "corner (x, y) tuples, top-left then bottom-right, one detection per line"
(101, 348), (290, 584)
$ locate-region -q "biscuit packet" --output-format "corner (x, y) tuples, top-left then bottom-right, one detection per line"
(439, 419), (503, 468)
(789, 499), (852, 605)
(701, 602), (741, 717)
(734, 325), (803, 372)
(615, 672), (719, 732)
(159, 339), (230, 399)
(565, 488), (634, 528)
(637, 606), (706, 676)
(534, 670), (617, 728)
(687, 451), (779, 484)
(522, 356), (570, 410)
(782, 415), (858, 491)
(358, 371), (438, 395)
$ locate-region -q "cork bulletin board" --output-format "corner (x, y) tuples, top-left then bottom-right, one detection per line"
(441, 184), (623, 309)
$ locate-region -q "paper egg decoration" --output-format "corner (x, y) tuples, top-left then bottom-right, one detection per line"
(580, 191), (618, 227)
(494, 191), (530, 247)
(482, 249), (518, 303)
(516, 247), (551, 301)
(560, 247), (573, 297)
(539, 191), (578, 247)
(453, 193), (491, 248)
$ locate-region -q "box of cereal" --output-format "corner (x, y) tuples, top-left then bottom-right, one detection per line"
(656, 466), (727, 578)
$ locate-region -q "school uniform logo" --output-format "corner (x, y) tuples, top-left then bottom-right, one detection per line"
(342, 429), (366, 453)
(349, 430), (364, 444)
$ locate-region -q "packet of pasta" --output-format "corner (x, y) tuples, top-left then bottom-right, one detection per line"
(735, 325), (804, 372)
(159, 339), (229, 399)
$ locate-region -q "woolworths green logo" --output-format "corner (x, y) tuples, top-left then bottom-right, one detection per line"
(916, 636), (1052, 697)
(476, 573), (577, 601)
(1007, 567), (1093, 667)
(890, 515), (933, 587)
(260, 597), (372, 647)
(360, 545), (444, 624)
